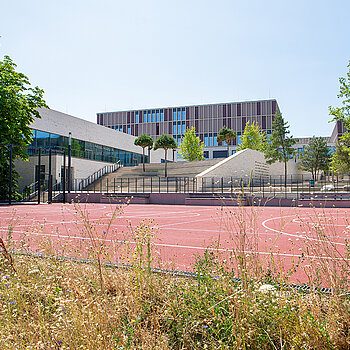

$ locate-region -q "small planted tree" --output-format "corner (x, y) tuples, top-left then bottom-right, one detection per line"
(134, 134), (153, 172)
(154, 135), (177, 177)
(329, 60), (350, 131)
(299, 137), (331, 181)
(217, 126), (237, 157)
(179, 127), (204, 161)
(264, 112), (297, 187)
(331, 132), (350, 174)
(329, 60), (350, 173)
(238, 121), (267, 152)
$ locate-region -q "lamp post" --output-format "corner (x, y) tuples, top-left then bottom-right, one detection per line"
(68, 132), (71, 193)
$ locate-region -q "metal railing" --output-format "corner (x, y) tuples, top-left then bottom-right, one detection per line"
(74, 174), (350, 199)
(74, 161), (122, 191)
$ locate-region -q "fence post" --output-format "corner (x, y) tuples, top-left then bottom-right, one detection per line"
(128, 178), (130, 193)
(62, 150), (66, 204)
(135, 177), (138, 193)
(221, 177), (223, 193)
(158, 177), (160, 193)
(114, 178), (115, 193)
(8, 145), (13, 205)
(48, 148), (52, 204)
(296, 175), (299, 201)
(37, 148), (42, 205)
(107, 178), (109, 194)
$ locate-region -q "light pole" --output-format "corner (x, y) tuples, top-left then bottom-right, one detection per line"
(68, 132), (71, 193)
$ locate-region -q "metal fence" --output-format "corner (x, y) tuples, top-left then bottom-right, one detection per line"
(76, 174), (350, 199)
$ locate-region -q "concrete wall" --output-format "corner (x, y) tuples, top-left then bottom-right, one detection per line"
(196, 149), (311, 180)
(15, 154), (117, 191)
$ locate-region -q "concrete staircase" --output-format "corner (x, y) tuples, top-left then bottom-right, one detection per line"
(85, 159), (222, 191)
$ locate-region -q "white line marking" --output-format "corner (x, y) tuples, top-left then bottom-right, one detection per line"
(262, 215), (346, 246)
(6, 230), (349, 262)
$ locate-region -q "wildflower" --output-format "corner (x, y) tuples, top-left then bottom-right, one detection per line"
(5, 276), (9, 279)
(5, 285), (9, 287)
(203, 325), (208, 329)
(10, 301), (15, 304)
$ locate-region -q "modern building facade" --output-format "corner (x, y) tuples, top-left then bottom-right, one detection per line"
(97, 99), (279, 159)
(15, 108), (163, 191)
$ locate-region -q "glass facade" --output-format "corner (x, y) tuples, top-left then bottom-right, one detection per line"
(30, 129), (145, 166)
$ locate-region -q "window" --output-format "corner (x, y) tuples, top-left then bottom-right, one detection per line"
(182, 108), (186, 120)
(182, 121), (185, 134)
(144, 112), (147, 123)
(173, 122), (177, 135)
(127, 125), (131, 134)
(177, 109), (181, 121)
(135, 112), (139, 123)
(148, 111), (151, 123)
(214, 133), (218, 146)
(204, 134), (209, 147)
(209, 134), (213, 147)
(152, 110), (155, 123)
(173, 109), (176, 121)
(177, 122), (181, 134)
(160, 110), (164, 121)
(36, 130), (51, 148)
(156, 110), (160, 122)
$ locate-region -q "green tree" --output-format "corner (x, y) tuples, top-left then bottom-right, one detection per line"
(134, 134), (153, 172)
(299, 137), (331, 181)
(329, 60), (350, 173)
(238, 121), (267, 152)
(264, 112), (297, 187)
(154, 135), (177, 177)
(179, 127), (204, 161)
(217, 126), (236, 157)
(0, 55), (47, 200)
(329, 60), (350, 130)
(330, 132), (350, 173)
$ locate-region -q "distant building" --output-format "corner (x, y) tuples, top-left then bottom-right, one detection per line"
(97, 99), (280, 159)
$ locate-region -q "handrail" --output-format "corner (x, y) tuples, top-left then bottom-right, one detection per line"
(74, 161), (122, 190)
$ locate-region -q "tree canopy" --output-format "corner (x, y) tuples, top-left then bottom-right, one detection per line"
(330, 132), (350, 173)
(154, 135), (177, 177)
(0, 55), (48, 200)
(264, 112), (297, 187)
(298, 137), (331, 180)
(179, 127), (204, 161)
(329, 61), (350, 173)
(217, 126), (236, 157)
(134, 134), (153, 172)
(329, 60), (350, 130)
(238, 121), (267, 152)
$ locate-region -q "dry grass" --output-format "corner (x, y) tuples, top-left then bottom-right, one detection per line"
(0, 203), (349, 349)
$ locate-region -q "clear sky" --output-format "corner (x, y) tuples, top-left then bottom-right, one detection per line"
(1, 0), (349, 137)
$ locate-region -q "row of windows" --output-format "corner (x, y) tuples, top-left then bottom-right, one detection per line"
(173, 121), (186, 135)
(29, 129), (146, 166)
(142, 110), (164, 123)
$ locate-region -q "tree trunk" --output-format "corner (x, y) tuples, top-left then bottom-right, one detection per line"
(227, 141), (230, 157)
(164, 149), (168, 178)
(142, 147), (145, 172)
(284, 160), (287, 188)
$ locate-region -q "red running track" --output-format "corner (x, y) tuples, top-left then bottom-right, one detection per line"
(0, 203), (349, 285)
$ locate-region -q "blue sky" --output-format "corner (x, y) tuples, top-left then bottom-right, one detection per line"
(1, 0), (349, 137)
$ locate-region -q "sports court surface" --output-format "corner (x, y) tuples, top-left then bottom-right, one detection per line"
(0, 203), (349, 285)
